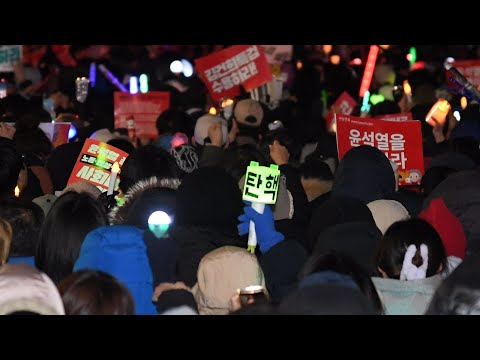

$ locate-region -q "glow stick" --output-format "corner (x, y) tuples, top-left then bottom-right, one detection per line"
(98, 64), (128, 92)
(89, 62), (96, 87)
(129, 76), (138, 94)
(139, 74), (148, 93)
(359, 45), (379, 98)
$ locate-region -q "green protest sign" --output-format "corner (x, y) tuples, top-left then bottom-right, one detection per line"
(242, 161), (280, 204)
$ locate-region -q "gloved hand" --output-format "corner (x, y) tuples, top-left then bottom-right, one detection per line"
(98, 190), (120, 213)
(238, 201), (285, 254)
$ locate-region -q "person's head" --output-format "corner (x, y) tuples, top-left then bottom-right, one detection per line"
(169, 144), (199, 177)
(299, 158), (333, 202)
(299, 250), (384, 314)
(0, 263), (65, 315)
(0, 219), (12, 266)
(118, 145), (180, 194)
(57, 270), (134, 315)
(176, 166), (243, 232)
(193, 114), (228, 147)
(0, 198), (44, 258)
(35, 191), (108, 284)
(233, 99), (264, 143)
(156, 108), (191, 136)
(332, 145), (396, 204)
(0, 141), (23, 197)
(375, 218), (447, 280)
(192, 246), (266, 315)
(366, 199), (410, 235)
(426, 253), (480, 315)
(369, 100), (401, 117)
(221, 143), (269, 183)
(106, 138), (135, 155)
(13, 128), (53, 162)
(420, 166), (457, 197)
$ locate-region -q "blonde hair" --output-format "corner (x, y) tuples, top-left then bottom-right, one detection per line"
(0, 219), (12, 265)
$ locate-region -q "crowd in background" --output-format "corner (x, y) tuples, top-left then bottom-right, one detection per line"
(0, 44), (479, 314)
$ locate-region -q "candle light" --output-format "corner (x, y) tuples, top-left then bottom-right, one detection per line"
(107, 162), (120, 196)
(14, 186), (20, 197)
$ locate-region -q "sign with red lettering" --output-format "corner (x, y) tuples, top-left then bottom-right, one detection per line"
(195, 45), (273, 102)
(325, 91), (358, 131)
(114, 92), (170, 139)
(376, 112), (413, 121)
(67, 139), (129, 193)
(336, 114), (424, 186)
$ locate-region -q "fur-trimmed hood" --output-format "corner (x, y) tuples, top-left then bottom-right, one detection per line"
(109, 177), (181, 226)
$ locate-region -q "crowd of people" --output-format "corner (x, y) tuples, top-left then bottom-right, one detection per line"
(0, 44), (479, 315)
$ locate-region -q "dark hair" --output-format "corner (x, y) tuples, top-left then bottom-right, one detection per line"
(13, 128), (53, 161)
(118, 145), (180, 194)
(58, 270), (134, 315)
(156, 109), (190, 135)
(300, 250), (384, 314)
(221, 144), (269, 183)
(35, 192), (108, 284)
(420, 166), (456, 196)
(15, 110), (52, 131)
(451, 136), (480, 165)
(375, 218), (447, 279)
(0, 198), (44, 257)
(299, 158), (333, 181)
(0, 141), (23, 196)
(106, 138), (135, 155)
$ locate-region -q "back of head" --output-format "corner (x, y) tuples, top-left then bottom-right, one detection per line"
(369, 100), (401, 117)
(0, 142), (23, 197)
(73, 225), (156, 315)
(35, 191), (108, 284)
(58, 270), (135, 315)
(278, 284), (376, 315)
(89, 128), (115, 143)
(156, 108), (191, 136)
(420, 166), (457, 197)
(375, 218), (447, 279)
(332, 145), (395, 204)
(176, 166), (243, 231)
(367, 199), (410, 234)
(193, 114), (228, 146)
(193, 245), (265, 315)
(119, 145), (180, 194)
(299, 158), (334, 182)
(0, 263), (65, 315)
(426, 253), (480, 315)
(299, 250), (384, 314)
(0, 198), (44, 258)
(234, 99), (264, 128)
(450, 136), (480, 165)
(314, 221), (383, 274)
(169, 144), (199, 176)
(418, 197), (467, 260)
(307, 196), (375, 253)
(106, 138), (135, 155)
(61, 181), (102, 199)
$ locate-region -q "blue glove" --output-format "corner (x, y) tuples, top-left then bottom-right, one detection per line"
(238, 202), (285, 254)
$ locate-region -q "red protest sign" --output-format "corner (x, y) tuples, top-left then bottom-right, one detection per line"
(195, 45), (273, 102)
(375, 112), (413, 121)
(448, 60), (480, 88)
(325, 91), (358, 130)
(336, 114), (424, 186)
(67, 139), (129, 193)
(114, 92), (170, 139)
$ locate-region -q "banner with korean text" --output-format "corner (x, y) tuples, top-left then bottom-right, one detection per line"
(336, 114), (424, 186)
(195, 45), (273, 102)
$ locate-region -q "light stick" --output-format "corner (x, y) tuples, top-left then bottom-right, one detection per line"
(98, 64), (128, 92)
(89, 62), (96, 88)
(359, 45), (379, 98)
(107, 162), (120, 196)
(139, 74), (148, 93)
(129, 76), (138, 94)
(242, 161), (281, 254)
(148, 211), (171, 238)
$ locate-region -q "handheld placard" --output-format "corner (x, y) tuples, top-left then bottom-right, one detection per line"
(242, 161), (281, 254)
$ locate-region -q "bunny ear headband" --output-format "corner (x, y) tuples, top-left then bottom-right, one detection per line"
(400, 244), (429, 281)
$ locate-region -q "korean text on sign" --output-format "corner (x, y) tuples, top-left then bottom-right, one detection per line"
(195, 45), (273, 102)
(67, 139), (129, 193)
(336, 114), (424, 186)
(242, 161), (281, 204)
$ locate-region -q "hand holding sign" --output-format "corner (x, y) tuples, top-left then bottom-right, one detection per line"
(241, 161), (281, 253)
